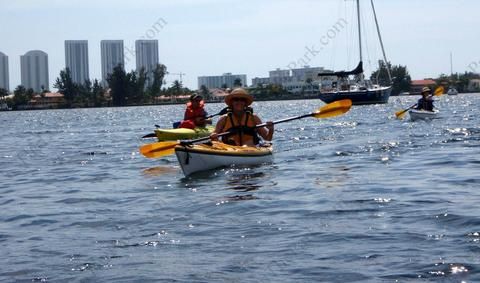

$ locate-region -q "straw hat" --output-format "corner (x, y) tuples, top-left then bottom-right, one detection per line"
(421, 87), (431, 94)
(224, 88), (254, 106)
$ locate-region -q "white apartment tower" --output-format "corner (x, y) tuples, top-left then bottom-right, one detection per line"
(20, 50), (49, 92)
(135, 40), (159, 85)
(101, 40), (124, 85)
(0, 52), (9, 91)
(65, 40), (89, 85)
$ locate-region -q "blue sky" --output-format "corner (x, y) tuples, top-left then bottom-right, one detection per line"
(1, 0), (479, 90)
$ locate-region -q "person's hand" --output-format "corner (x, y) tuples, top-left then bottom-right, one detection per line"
(210, 133), (219, 141)
(266, 121), (274, 132)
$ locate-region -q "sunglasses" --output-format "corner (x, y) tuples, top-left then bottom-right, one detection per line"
(232, 98), (246, 102)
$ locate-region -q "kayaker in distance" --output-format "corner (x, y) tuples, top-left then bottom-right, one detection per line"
(211, 88), (274, 146)
(178, 93), (212, 129)
(415, 87), (435, 111)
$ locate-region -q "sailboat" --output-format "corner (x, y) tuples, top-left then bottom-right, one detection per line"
(447, 52), (459, 95)
(318, 0), (392, 105)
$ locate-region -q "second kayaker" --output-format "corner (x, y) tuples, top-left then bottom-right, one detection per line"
(178, 93), (211, 129)
(415, 87), (434, 111)
(211, 88), (274, 146)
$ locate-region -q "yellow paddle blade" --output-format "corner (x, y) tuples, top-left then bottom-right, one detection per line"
(139, 141), (179, 158)
(313, 99), (352, 118)
(434, 86), (445, 96)
(143, 147), (176, 158)
(395, 108), (409, 119)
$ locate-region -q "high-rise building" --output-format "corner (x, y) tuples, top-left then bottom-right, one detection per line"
(65, 40), (89, 85)
(197, 73), (247, 89)
(269, 68), (292, 85)
(291, 66), (328, 81)
(101, 40), (124, 85)
(0, 52), (9, 91)
(20, 50), (49, 92)
(135, 40), (159, 85)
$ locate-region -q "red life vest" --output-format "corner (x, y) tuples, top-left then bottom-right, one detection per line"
(184, 101), (206, 120)
(179, 101), (206, 129)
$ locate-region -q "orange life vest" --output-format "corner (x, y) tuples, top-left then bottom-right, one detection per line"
(221, 109), (259, 146)
(184, 101), (206, 121)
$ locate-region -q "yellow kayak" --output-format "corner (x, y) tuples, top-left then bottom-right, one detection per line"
(154, 126), (214, 141)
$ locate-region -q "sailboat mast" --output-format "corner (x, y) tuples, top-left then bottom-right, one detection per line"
(356, 0), (363, 63)
(450, 52), (453, 76)
(371, 0), (392, 84)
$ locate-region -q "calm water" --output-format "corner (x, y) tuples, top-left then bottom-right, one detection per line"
(1, 94), (479, 282)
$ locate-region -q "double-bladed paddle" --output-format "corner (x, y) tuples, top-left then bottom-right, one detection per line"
(140, 99), (353, 159)
(395, 86), (444, 119)
(142, 107), (230, 138)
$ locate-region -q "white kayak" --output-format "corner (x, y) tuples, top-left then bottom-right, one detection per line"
(409, 109), (439, 121)
(174, 141), (273, 176)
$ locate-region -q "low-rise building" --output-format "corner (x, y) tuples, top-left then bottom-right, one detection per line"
(410, 79), (436, 95)
(28, 92), (65, 109)
(468, 79), (480, 92)
(198, 73), (247, 89)
(251, 77), (271, 87)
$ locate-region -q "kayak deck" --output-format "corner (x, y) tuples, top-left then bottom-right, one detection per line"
(175, 141), (273, 176)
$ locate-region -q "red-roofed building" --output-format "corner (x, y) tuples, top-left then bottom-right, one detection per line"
(410, 79), (437, 95)
(28, 92), (65, 109)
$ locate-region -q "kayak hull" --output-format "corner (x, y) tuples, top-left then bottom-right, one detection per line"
(175, 141), (273, 176)
(154, 126), (213, 141)
(409, 109), (439, 121)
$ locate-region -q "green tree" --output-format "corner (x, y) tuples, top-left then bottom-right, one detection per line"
(148, 64), (167, 98)
(200, 85), (210, 98)
(12, 85), (34, 109)
(54, 68), (78, 107)
(171, 80), (183, 96)
(0, 88), (8, 98)
(221, 83), (228, 89)
(370, 62), (411, 95)
(233, 78), (242, 87)
(91, 79), (106, 107)
(107, 65), (129, 106)
(131, 68), (147, 104)
(452, 72), (480, 92)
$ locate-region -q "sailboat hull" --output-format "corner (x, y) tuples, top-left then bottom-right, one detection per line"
(319, 86), (391, 105)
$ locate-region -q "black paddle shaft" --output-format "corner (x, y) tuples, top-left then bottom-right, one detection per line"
(179, 112), (315, 145)
(256, 113), (314, 128)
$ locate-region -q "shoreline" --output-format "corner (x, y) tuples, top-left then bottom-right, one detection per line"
(1, 92), (479, 112)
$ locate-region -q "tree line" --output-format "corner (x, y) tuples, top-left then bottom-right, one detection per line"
(2, 62), (480, 110)
(1, 63), (195, 109)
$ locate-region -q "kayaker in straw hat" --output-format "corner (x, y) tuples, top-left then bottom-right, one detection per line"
(415, 87), (434, 111)
(211, 88), (274, 146)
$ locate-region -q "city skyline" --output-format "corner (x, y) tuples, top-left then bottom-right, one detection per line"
(0, 0), (479, 90)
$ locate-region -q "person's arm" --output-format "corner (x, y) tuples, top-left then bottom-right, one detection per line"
(210, 116), (226, 141)
(415, 99), (422, 110)
(254, 115), (274, 141)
